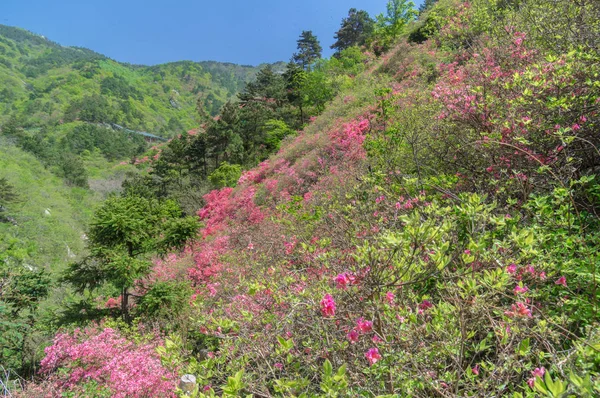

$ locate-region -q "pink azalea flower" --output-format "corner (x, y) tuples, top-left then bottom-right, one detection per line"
(419, 300), (433, 311)
(334, 272), (356, 289)
(513, 284), (529, 294)
(472, 364), (480, 376)
(539, 272), (547, 280)
(365, 347), (382, 366)
(506, 264), (517, 274)
(356, 318), (373, 333)
(555, 276), (567, 287)
(347, 329), (359, 343)
(385, 292), (395, 304)
(528, 367), (545, 387)
(505, 302), (532, 318)
(274, 363), (284, 370)
(320, 294), (336, 317)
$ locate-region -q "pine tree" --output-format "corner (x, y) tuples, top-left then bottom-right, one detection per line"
(63, 194), (199, 324)
(331, 9), (375, 55)
(0, 178), (18, 207)
(283, 61), (308, 125)
(292, 31), (322, 70)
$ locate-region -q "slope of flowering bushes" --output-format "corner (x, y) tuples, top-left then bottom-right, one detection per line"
(18, 325), (177, 398)
(24, 0), (600, 396)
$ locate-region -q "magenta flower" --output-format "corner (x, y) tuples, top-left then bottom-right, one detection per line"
(539, 272), (547, 280)
(513, 284), (528, 294)
(334, 272), (356, 289)
(347, 329), (359, 343)
(505, 302), (532, 318)
(320, 294), (336, 317)
(472, 364), (480, 376)
(274, 362), (284, 370)
(506, 264), (517, 274)
(419, 300), (433, 311)
(385, 292), (395, 304)
(356, 318), (373, 333)
(528, 367), (545, 387)
(365, 347), (382, 366)
(555, 276), (567, 287)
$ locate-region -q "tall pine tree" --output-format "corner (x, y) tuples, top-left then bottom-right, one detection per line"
(292, 30), (322, 70)
(331, 9), (375, 55)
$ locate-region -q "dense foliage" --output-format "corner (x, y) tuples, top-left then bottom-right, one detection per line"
(6, 0), (600, 396)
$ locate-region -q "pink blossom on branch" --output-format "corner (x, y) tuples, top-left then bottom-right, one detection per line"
(356, 318), (373, 333)
(320, 294), (336, 317)
(347, 329), (360, 343)
(385, 291), (395, 304)
(365, 347), (382, 366)
(527, 367), (545, 388)
(334, 272), (356, 289)
(513, 284), (529, 294)
(504, 302), (532, 318)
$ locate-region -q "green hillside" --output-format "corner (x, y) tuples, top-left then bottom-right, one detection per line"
(0, 24), (282, 136)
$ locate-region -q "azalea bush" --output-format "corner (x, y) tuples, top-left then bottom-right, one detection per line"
(18, 325), (177, 398)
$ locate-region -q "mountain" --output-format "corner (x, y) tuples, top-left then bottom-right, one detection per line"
(0, 24), (284, 137)
(6, 0), (600, 396)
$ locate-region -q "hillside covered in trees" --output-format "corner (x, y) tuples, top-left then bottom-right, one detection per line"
(3, 0), (600, 396)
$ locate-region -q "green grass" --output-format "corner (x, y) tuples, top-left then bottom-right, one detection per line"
(0, 139), (97, 275)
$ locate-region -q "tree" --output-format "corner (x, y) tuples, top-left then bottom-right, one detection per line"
(208, 162), (242, 188)
(292, 31), (323, 70)
(0, 178), (18, 207)
(283, 61), (308, 126)
(238, 65), (287, 106)
(59, 155), (88, 188)
(374, 0), (418, 51)
(206, 101), (241, 167)
(63, 194), (199, 323)
(0, 116), (21, 137)
(331, 9), (375, 55)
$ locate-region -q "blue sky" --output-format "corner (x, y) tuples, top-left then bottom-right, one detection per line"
(0, 0), (422, 66)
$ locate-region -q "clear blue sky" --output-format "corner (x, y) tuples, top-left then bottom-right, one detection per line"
(0, 0), (422, 66)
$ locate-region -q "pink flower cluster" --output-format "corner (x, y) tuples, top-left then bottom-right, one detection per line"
(365, 347), (382, 365)
(320, 294), (336, 317)
(505, 301), (532, 318)
(40, 327), (176, 398)
(334, 272), (357, 289)
(527, 367), (545, 388)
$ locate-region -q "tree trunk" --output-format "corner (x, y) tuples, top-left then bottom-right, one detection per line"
(121, 287), (130, 324)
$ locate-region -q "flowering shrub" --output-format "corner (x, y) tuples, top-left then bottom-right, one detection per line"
(37, 326), (176, 398)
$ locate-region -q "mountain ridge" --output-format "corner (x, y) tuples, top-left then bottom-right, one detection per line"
(0, 23), (285, 138)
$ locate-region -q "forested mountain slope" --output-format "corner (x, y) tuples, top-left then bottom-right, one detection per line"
(0, 24), (282, 135)
(6, 0), (600, 396)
